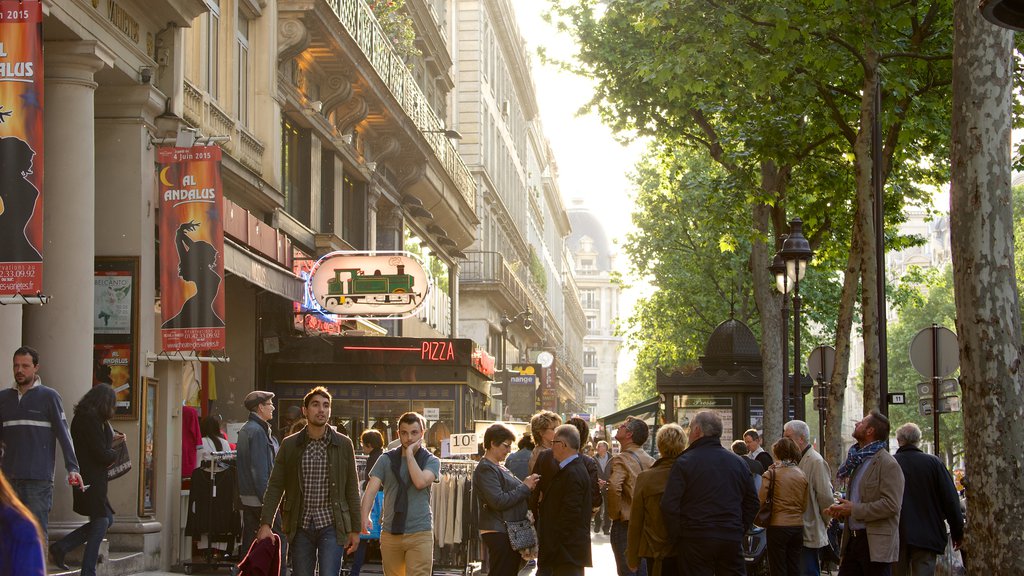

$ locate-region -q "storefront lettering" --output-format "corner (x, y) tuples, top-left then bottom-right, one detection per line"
(421, 340), (455, 361)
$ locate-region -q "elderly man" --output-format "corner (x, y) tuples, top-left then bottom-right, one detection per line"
(893, 423), (963, 576)
(237, 390), (285, 572)
(661, 411), (758, 575)
(827, 410), (905, 576)
(537, 424), (592, 576)
(783, 420), (836, 576)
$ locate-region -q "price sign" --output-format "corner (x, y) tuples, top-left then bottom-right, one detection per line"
(423, 407), (440, 420)
(449, 432), (478, 455)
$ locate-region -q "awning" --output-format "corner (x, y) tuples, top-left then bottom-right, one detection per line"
(223, 239), (304, 302)
(597, 396), (660, 427)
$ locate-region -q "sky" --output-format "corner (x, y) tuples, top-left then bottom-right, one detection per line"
(512, 1), (648, 384)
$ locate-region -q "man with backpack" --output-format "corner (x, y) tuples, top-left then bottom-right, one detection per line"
(607, 417), (655, 576)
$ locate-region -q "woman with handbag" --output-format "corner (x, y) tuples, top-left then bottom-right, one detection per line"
(758, 437), (808, 576)
(473, 423), (540, 576)
(48, 384), (124, 576)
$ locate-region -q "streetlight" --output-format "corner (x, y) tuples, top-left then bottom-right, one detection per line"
(498, 304), (533, 417)
(780, 218), (813, 421)
(768, 243), (792, 422)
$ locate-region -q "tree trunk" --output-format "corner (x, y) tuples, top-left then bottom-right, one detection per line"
(826, 215), (861, 476)
(950, 2), (1024, 571)
(855, 50), (881, 413)
(753, 199), (783, 444)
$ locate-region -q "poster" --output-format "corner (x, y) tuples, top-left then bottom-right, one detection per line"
(94, 270), (133, 334)
(92, 344), (135, 417)
(0, 1), (44, 295)
(158, 146), (226, 351)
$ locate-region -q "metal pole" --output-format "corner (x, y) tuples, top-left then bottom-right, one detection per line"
(781, 290), (790, 423)
(817, 371), (826, 457)
(874, 70), (889, 417)
(931, 323), (940, 454)
(793, 279), (803, 421)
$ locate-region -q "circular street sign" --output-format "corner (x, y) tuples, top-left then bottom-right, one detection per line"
(909, 326), (959, 378)
(537, 351), (554, 368)
(806, 345), (836, 382)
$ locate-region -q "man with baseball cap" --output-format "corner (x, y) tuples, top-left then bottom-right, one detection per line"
(237, 390), (286, 574)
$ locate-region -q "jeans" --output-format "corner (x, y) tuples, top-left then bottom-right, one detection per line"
(52, 514), (113, 576)
(767, 526), (803, 576)
(678, 538), (747, 576)
(349, 539), (376, 576)
(837, 531), (892, 576)
(611, 520), (646, 576)
(10, 479), (53, 536)
(593, 492), (611, 533)
(291, 525), (343, 576)
(801, 546), (821, 576)
(482, 532), (521, 576)
(242, 506), (288, 576)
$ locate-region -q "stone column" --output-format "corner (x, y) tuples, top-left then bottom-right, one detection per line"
(367, 185), (382, 253)
(22, 41), (112, 531)
(0, 306), (22, 362)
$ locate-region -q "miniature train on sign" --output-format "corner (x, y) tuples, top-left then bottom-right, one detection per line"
(320, 265), (419, 308)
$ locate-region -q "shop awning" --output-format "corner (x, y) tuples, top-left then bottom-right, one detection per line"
(597, 396), (660, 427)
(224, 239), (304, 302)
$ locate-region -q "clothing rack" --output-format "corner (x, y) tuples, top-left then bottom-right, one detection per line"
(185, 450), (240, 575)
(432, 459), (480, 574)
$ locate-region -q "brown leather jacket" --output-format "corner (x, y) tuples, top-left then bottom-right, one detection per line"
(607, 446), (655, 522)
(626, 458), (675, 576)
(759, 463), (808, 527)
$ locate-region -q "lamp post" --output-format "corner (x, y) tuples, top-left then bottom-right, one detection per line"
(780, 219), (814, 421)
(498, 304), (533, 417)
(768, 246), (791, 422)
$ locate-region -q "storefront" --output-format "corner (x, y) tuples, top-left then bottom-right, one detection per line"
(268, 335), (493, 446)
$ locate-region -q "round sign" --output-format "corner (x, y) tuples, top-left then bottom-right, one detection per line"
(806, 345), (836, 382)
(909, 326), (959, 378)
(537, 351), (554, 368)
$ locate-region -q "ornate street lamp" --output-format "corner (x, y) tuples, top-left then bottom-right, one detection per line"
(497, 305), (533, 416)
(768, 245), (791, 423)
(780, 218), (813, 421)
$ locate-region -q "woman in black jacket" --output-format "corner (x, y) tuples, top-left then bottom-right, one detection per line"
(49, 384), (123, 575)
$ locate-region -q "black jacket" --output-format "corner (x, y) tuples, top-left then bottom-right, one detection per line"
(70, 411), (117, 518)
(895, 445), (964, 554)
(660, 436), (759, 543)
(538, 456), (593, 569)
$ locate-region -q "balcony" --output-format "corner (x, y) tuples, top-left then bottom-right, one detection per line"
(313, 0), (475, 212)
(459, 251), (528, 310)
(182, 80), (266, 176)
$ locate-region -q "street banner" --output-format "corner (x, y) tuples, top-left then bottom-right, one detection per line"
(158, 146), (226, 351)
(0, 1), (44, 296)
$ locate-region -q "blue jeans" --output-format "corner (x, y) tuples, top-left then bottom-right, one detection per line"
(349, 540), (369, 576)
(52, 514), (113, 576)
(611, 520), (646, 576)
(292, 525), (343, 576)
(802, 546), (821, 576)
(10, 479), (53, 535)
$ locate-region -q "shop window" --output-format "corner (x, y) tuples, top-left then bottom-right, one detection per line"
(282, 118), (311, 226)
(368, 400), (411, 444)
(410, 400), (455, 447)
(235, 12), (249, 125)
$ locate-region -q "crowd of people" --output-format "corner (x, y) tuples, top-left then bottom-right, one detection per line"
(0, 344), (968, 576)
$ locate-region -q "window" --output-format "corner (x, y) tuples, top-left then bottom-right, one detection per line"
(584, 373), (598, 397)
(321, 150), (335, 233)
(580, 288), (598, 309)
(205, 0), (220, 100)
(281, 119), (311, 226)
(342, 174), (366, 248)
(586, 315), (598, 335)
(584, 347), (597, 369)
(235, 13), (249, 124)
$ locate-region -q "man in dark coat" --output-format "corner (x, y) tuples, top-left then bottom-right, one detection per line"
(538, 424), (593, 576)
(662, 411), (759, 575)
(893, 422), (964, 576)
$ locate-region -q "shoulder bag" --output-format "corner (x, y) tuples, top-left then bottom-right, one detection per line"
(491, 463), (537, 551)
(754, 468), (774, 528)
(107, 424), (132, 481)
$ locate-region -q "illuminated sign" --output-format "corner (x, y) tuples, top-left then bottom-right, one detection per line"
(306, 251), (430, 318)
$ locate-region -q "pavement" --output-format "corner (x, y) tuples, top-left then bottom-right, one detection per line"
(123, 530), (617, 575)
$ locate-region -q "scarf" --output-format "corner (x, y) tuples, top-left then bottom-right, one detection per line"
(386, 446), (431, 534)
(836, 440), (887, 480)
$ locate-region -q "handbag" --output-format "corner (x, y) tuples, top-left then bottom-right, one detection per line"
(491, 463), (537, 551)
(107, 425), (132, 481)
(754, 469), (775, 528)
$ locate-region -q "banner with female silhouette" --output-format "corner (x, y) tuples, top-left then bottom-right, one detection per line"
(0, 1), (44, 296)
(158, 146), (226, 351)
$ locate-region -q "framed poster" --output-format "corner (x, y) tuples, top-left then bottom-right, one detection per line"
(138, 377), (158, 517)
(94, 257), (139, 420)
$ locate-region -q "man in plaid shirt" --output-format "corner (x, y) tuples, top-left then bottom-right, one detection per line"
(258, 387), (361, 576)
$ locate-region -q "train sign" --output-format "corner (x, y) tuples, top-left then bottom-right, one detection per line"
(307, 251), (431, 318)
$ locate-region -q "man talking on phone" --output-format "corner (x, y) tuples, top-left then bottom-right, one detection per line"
(361, 411), (441, 576)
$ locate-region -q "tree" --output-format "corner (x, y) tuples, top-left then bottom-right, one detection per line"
(548, 0), (953, 459)
(949, 1), (1024, 570)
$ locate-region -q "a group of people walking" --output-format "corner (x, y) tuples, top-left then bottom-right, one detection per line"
(0, 345), (967, 576)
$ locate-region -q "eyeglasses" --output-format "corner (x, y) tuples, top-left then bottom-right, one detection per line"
(552, 440), (565, 447)
(501, 441), (512, 449)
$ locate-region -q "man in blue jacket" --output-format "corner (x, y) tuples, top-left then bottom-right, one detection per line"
(893, 422), (964, 576)
(661, 410), (759, 575)
(0, 346), (81, 535)
(237, 390), (285, 575)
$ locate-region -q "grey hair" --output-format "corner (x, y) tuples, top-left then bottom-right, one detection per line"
(896, 422), (922, 447)
(784, 420), (811, 444)
(691, 411), (723, 438)
(554, 424), (581, 450)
